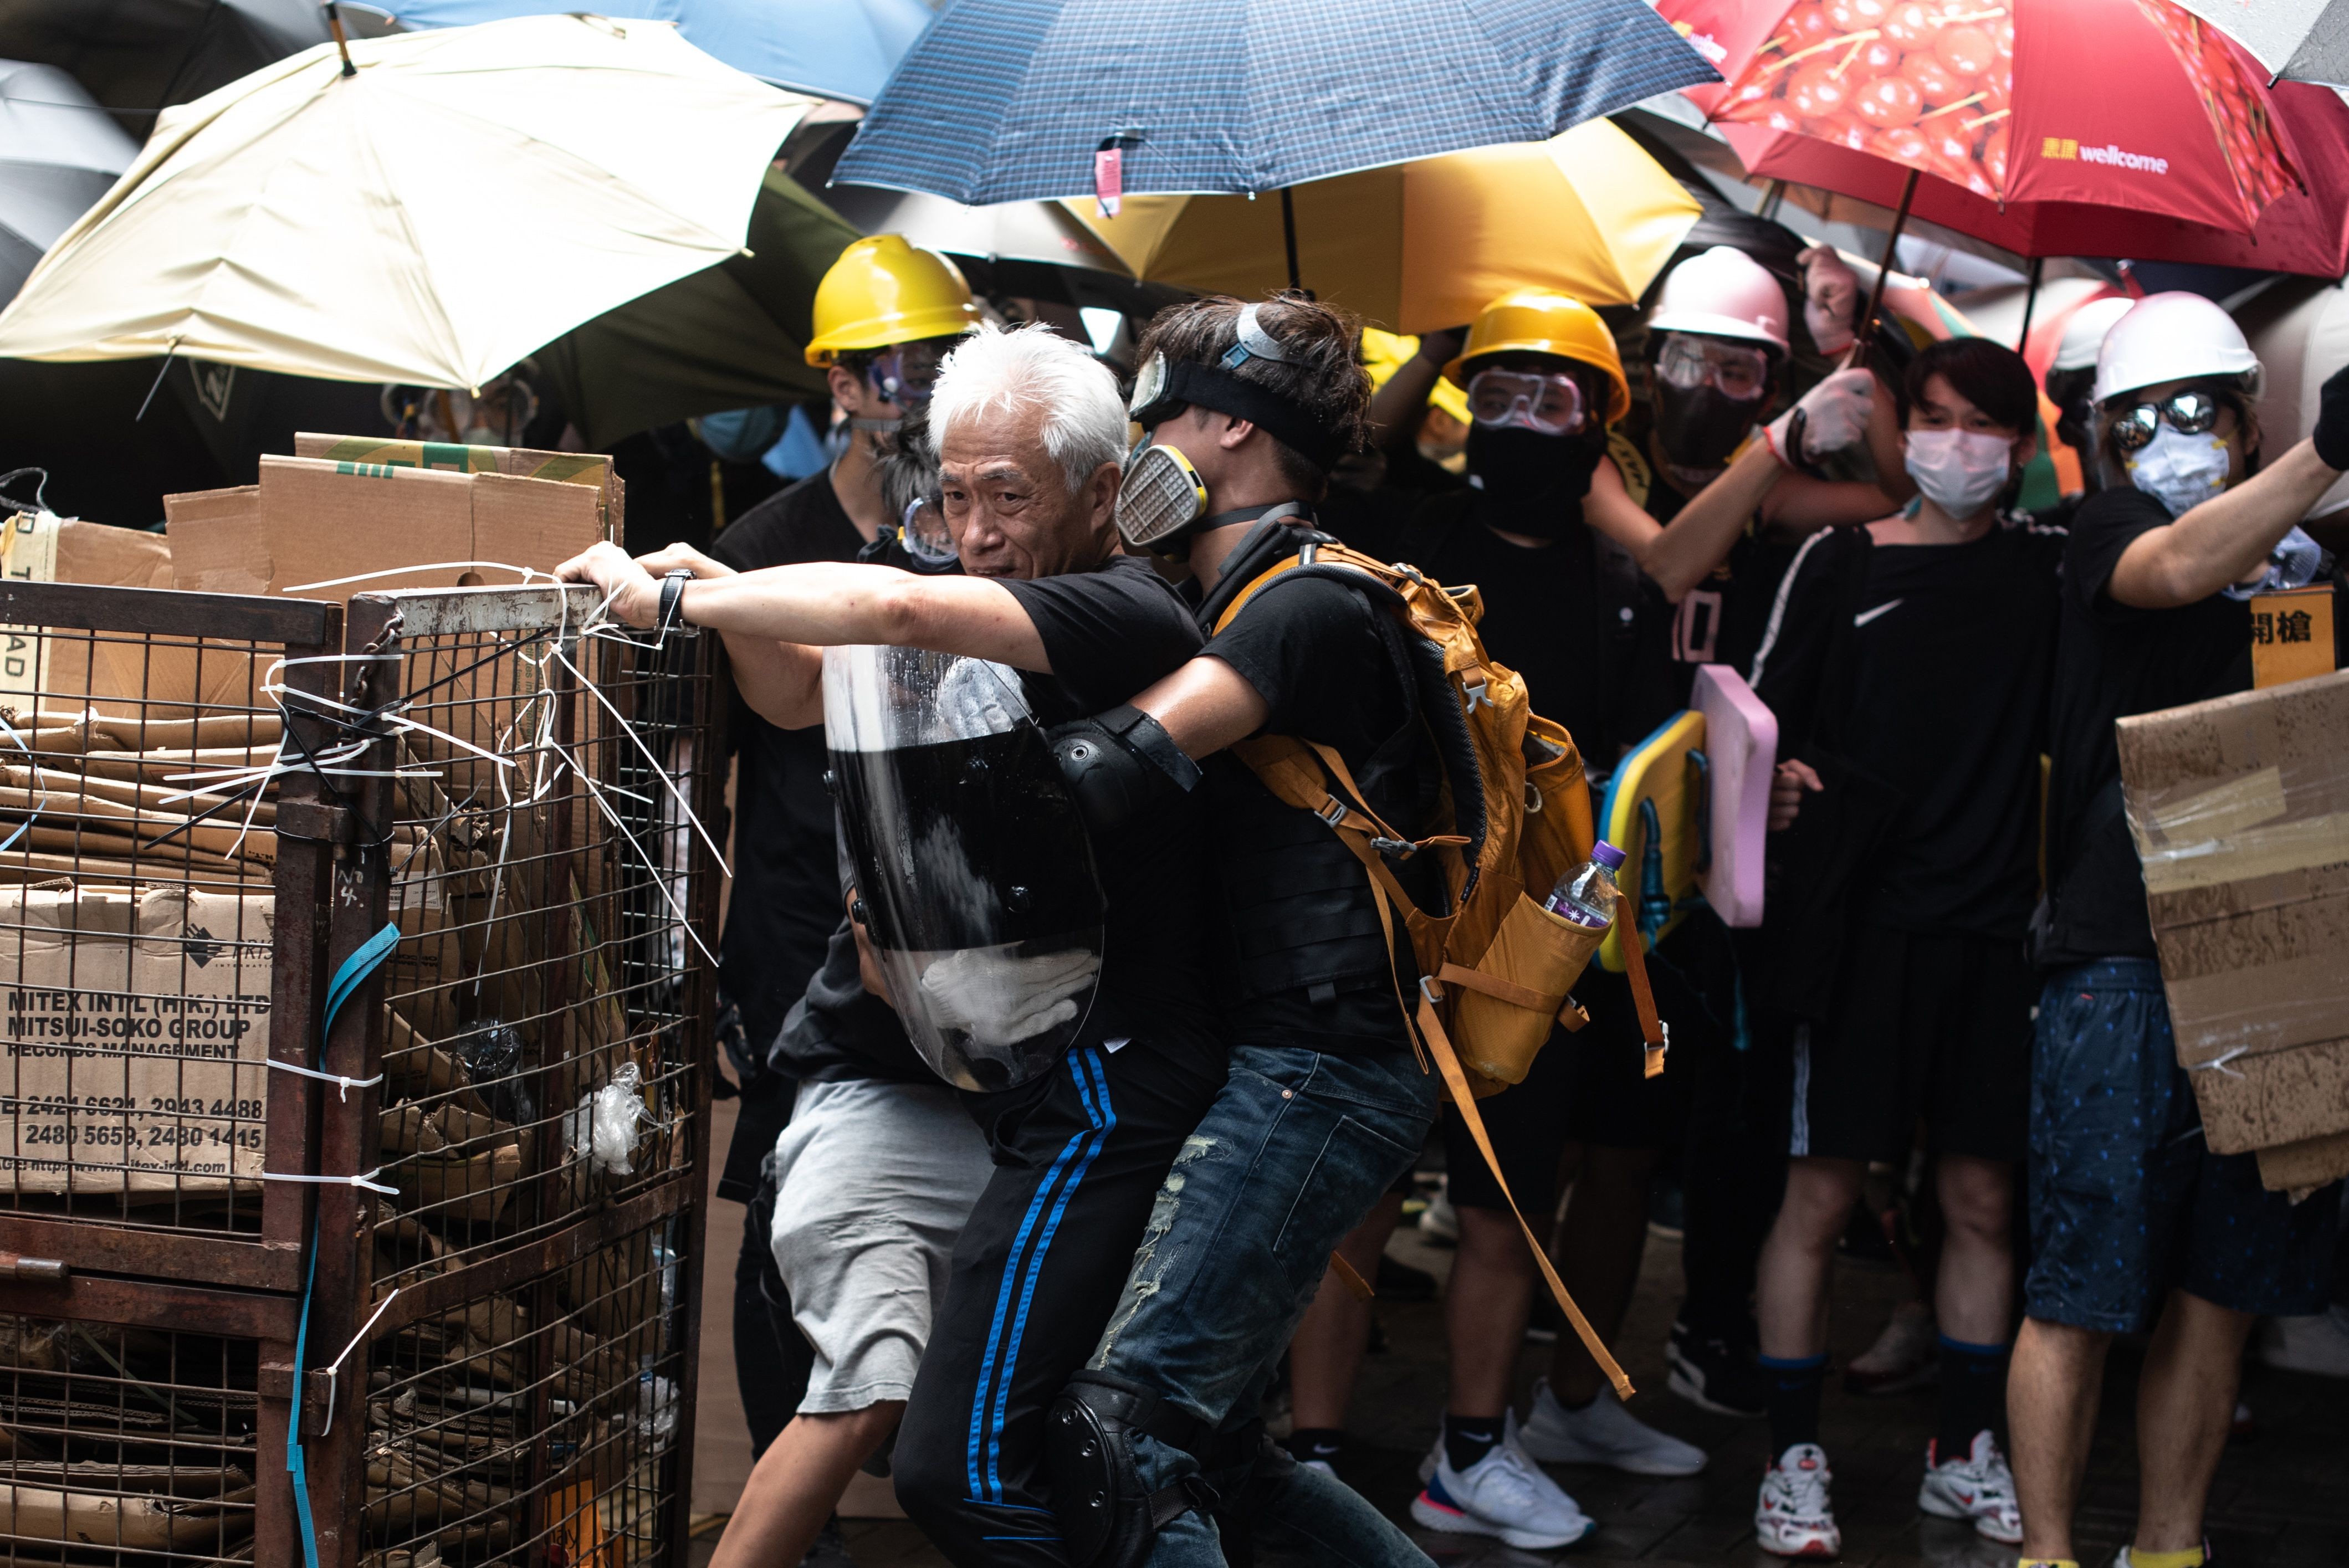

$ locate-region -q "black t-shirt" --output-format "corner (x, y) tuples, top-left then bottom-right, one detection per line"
(1194, 523), (1445, 1053)
(996, 554), (1222, 1056)
(2041, 487), (2251, 965)
(1751, 517), (2066, 937)
(707, 470), (868, 1063)
(1609, 424), (1804, 713)
(768, 906), (934, 1083)
(1328, 489), (1669, 763)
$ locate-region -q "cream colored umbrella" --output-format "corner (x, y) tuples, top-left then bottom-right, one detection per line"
(0, 13), (815, 391)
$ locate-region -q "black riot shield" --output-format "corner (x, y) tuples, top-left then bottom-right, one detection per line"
(821, 644), (1106, 1090)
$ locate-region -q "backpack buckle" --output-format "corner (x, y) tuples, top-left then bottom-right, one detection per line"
(1370, 836), (1415, 858)
(1418, 975), (1443, 1006)
(1463, 681), (1490, 710)
(1316, 797), (1349, 827)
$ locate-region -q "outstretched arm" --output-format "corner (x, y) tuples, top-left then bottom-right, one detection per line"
(2109, 437), (2345, 609)
(557, 541), (1048, 729)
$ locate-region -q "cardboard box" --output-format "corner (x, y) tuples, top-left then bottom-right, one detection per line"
(2255, 1129), (2349, 1198)
(167, 454), (607, 599)
(2117, 668), (2349, 1156)
(0, 513), (248, 720)
(290, 431), (621, 539)
(0, 885), (274, 1196)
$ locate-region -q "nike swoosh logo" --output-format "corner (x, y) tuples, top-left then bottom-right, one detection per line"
(1854, 598), (1904, 627)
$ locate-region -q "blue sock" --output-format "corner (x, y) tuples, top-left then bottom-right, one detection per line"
(1935, 1335), (2009, 1460)
(1759, 1352), (1826, 1455)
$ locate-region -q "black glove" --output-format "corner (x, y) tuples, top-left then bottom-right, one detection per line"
(2314, 363), (2349, 473)
(1050, 706), (1200, 837)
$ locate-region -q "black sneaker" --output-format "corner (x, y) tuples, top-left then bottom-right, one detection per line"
(1666, 1319), (1768, 1418)
(802, 1520), (856, 1568)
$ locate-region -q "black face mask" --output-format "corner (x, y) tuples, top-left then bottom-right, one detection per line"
(1652, 381), (1761, 474)
(1466, 425), (1603, 536)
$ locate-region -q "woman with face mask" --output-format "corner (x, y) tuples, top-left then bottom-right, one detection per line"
(1742, 336), (2060, 1560)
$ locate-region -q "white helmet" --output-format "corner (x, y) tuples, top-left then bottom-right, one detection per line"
(1646, 245), (1790, 353)
(2051, 295), (2134, 374)
(2092, 291), (2260, 406)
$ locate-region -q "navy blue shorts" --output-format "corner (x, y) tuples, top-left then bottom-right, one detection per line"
(2024, 960), (2342, 1334)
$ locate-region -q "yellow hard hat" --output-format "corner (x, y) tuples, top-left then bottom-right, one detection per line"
(1362, 327), (1474, 427)
(805, 234), (980, 367)
(1444, 290), (1630, 427)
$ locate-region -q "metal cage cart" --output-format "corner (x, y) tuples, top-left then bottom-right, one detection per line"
(0, 580), (725, 1567)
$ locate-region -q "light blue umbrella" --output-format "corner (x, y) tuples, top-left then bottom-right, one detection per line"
(371, 0), (933, 105)
(832, 0), (1718, 206)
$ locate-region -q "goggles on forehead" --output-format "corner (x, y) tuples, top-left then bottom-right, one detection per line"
(866, 341), (950, 408)
(2107, 388), (2228, 453)
(1465, 368), (1586, 435)
(1654, 334), (1772, 402)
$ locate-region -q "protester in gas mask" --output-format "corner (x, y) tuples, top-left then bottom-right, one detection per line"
(559, 322), (1229, 1568)
(2013, 295), (2349, 1568)
(1746, 336), (2061, 1557)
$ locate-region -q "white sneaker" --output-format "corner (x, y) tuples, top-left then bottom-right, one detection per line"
(1917, 1429), (2023, 1545)
(1754, 1443), (1840, 1559)
(1418, 1183), (1459, 1243)
(1518, 1376), (1706, 1475)
(1410, 1439), (1597, 1550)
(1415, 1407), (1521, 1484)
(2257, 1305), (2349, 1377)
(1845, 1299), (1938, 1395)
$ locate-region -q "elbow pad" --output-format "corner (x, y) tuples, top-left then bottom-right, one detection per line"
(1049, 705), (1201, 837)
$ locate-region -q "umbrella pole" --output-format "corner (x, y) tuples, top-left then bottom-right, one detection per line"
(2016, 255), (2044, 351)
(1853, 166), (1920, 362)
(323, 3), (359, 78)
(1280, 187), (1302, 295)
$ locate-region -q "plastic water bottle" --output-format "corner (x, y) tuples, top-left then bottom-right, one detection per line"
(1543, 841), (1626, 929)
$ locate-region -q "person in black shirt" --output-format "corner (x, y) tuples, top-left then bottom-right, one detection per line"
(703, 236), (981, 1508)
(561, 323), (1226, 1568)
(1747, 337), (2058, 1557)
(2010, 294), (2348, 1568)
(1036, 294), (1444, 1568)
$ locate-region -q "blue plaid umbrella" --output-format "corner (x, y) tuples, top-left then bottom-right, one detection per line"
(832, 0), (1718, 206)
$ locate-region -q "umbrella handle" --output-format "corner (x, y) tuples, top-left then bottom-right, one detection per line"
(1845, 166), (1921, 371)
(323, 3), (359, 78)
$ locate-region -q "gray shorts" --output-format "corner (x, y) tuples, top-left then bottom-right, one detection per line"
(767, 1076), (994, 1412)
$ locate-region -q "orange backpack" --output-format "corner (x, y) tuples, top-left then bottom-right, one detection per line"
(1215, 539), (1666, 1396)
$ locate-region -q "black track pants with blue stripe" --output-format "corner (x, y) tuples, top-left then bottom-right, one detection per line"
(895, 1037), (1226, 1567)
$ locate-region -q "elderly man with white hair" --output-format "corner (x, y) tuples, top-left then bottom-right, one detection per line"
(562, 323), (1229, 1568)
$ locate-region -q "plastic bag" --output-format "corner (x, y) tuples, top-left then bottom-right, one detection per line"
(562, 1062), (653, 1177)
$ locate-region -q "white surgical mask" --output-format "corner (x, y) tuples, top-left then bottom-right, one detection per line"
(2126, 422), (2234, 517)
(1903, 428), (2012, 517)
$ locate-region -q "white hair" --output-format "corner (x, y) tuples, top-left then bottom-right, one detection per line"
(928, 322), (1128, 493)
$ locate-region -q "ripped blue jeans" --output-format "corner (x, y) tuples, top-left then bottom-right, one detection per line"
(1087, 1045), (1438, 1568)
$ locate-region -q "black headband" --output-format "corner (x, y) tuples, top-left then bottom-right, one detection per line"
(1131, 358), (1349, 470)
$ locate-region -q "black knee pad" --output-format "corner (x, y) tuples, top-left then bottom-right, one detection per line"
(1046, 1373), (1212, 1568)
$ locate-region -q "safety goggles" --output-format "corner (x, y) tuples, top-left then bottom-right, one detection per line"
(866, 340), (951, 408)
(900, 496), (955, 566)
(1464, 368), (1586, 435)
(1654, 334), (1772, 402)
(2107, 388), (2229, 453)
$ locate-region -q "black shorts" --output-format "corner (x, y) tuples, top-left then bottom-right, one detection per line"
(1782, 924), (2033, 1165)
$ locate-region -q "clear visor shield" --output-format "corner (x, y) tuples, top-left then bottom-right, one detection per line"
(821, 646), (1106, 1091)
(867, 341), (950, 409)
(1112, 443), (1209, 550)
(1654, 334), (1772, 401)
(1465, 368), (1587, 435)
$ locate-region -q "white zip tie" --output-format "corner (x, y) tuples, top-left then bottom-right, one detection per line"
(268, 1058), (386, 1101)
(550, 640), (730, 877)
(282, 561), (555, 593)
(2187, 1047), (2249, 1079)
(261, 1167), (399, 1196)
(316, 1285), (401, 1438)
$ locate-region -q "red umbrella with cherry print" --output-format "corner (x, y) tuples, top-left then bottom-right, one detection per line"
(1656, 0), (2346, 275)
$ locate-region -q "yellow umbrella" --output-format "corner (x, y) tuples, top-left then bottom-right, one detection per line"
(1063, 117), (1700, 332)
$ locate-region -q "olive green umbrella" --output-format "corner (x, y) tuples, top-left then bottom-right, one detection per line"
(536, 165), (861, 447)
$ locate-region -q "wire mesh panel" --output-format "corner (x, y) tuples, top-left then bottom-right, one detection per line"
(0, 583), (341, 1293)
(335, 586), (723, 1299)
(346, 1202), (695, 1568)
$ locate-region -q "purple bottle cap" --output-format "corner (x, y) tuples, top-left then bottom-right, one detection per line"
(1590, 841), (1626, 871)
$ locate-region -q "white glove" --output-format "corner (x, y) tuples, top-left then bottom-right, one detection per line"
(1765, 368), (1876, 468)
(1799, 245), (1860, 356)
(919, 946), (1099, 1046)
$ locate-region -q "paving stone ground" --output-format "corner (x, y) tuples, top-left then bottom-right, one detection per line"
(696, 1207), (2349, 1568)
